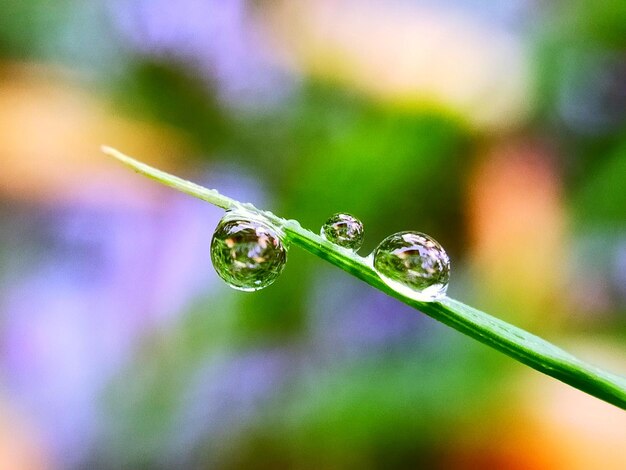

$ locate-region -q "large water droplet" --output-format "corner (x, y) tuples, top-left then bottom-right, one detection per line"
(210, 212), (287, 291)
(320, 213), (364, 250)
(373, 231), (450, 301)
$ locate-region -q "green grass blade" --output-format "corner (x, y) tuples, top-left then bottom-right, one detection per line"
(102, 146), (626, 410)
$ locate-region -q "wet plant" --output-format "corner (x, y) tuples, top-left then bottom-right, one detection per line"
(103, 146), (626, 410)
(320, 213), (364, 251)
(373, 231), (450, 301)
(211, 211), (288, 291)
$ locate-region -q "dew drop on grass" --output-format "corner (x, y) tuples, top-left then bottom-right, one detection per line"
(210, 211), (287, 291)
(320, 213), (364, 250)
(373, 231), (450, 301)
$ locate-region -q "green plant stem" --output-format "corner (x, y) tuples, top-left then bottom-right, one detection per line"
(102, 145), (626, 410)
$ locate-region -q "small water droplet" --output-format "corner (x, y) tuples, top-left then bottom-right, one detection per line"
(373, 231), (450, 301)
(320, 213), (364, 250)
(210, 212), (287, 291)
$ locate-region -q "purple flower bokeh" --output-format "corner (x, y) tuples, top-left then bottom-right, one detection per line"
(0, 164), (264, 466)
(165, 348), (290, 466)
(308, 270), (439, 363)
(110, 0), (296, 109)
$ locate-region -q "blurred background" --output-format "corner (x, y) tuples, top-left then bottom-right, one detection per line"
(0, 0), (625, 468)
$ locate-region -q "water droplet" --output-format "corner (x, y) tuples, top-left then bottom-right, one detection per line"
(320, 213), (364, 250)
(373, 231), (450, 301)
(210, 212), (287, 291)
